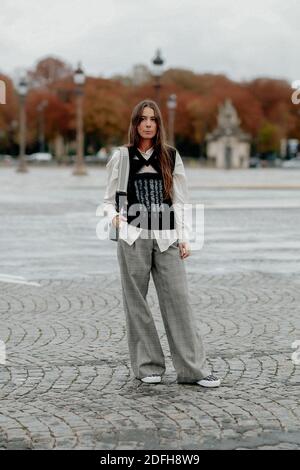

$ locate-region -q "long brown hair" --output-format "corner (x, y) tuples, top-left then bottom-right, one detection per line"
(126, 99), (174, 200)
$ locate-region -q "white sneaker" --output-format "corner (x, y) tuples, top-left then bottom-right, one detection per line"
(197, 374), (221, 388)
(140, 375), (162, 384)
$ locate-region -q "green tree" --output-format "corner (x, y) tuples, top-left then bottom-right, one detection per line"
(257, 121), (280, 154)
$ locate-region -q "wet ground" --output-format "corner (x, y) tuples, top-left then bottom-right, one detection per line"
(0, 166), (299, 449)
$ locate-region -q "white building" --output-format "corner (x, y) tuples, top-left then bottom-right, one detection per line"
(206, 99), (251, 169)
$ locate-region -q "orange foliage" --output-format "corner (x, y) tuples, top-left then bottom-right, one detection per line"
(1, 57), (298, 154)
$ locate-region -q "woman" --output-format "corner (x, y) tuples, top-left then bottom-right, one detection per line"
(103, 99), (220, 387)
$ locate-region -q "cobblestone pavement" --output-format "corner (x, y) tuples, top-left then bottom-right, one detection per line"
(0, 167), (300, 450)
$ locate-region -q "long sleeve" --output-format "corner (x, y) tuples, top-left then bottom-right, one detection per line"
(172, 150), (192, 243)
(103, 149), (120, 224)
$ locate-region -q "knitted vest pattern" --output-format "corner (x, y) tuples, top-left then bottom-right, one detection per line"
(126, 146), (176, 230)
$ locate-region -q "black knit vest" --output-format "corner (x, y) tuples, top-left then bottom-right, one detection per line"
(125, 145), (176, 230)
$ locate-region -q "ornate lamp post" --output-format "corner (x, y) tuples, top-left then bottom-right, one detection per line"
(167, 94), (177, 146)
(224, 127), (232, 170)
(9, 120), (18, 157)
(16, 76), (28, 173)
(73, 62), (87, 175)
(37, 99), (48, 153)
(151, 49), (164, 108)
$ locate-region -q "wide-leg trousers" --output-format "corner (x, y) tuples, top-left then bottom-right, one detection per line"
(117, 233), (210, 382)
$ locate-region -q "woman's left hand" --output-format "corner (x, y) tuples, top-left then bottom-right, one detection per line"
(178, 242), (191, 259)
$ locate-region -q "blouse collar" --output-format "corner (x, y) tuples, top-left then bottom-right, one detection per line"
(137, 145), (154, 156)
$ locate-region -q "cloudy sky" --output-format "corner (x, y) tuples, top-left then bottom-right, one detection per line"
(0, 0), (299, 83)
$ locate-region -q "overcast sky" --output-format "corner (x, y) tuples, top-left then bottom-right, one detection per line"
(1, 0), (299, 83)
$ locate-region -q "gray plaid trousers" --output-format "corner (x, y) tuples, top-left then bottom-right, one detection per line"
(117, 234), (210, 382)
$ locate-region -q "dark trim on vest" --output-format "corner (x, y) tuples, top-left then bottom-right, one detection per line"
(125, 145), (177, 230)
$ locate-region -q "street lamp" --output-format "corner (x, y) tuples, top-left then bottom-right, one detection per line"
(73, 62), (87, 175)
(37, 100), (48, 153)
(167, 94), (177, 147)
(151, 49), (164, 108)
(224, 127), (232, 170)
(16, 75), (28, 173)
(9, 120), (18, 156)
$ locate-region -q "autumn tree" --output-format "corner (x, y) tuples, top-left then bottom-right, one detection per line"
(0, 74), (19, 154)
(25, 89), (72, 150)
(1, 58), (298, 158)
(28, 56), (73, 89)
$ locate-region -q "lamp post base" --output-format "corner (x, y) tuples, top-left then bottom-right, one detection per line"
(16, 160), (28, 173)
(73, 164), (88, 175)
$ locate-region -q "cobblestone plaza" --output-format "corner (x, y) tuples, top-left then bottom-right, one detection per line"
(0, 166), (300, 449)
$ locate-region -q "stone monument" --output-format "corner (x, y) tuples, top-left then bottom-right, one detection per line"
(206, 99), (251, 169)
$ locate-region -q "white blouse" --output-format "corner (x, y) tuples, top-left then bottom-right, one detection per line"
(103, 146), (191, 252)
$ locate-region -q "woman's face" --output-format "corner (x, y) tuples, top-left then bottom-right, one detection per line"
(137, 106), (157, 141)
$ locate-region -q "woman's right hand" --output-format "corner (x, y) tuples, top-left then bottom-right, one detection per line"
(112, 214), (119, 228)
